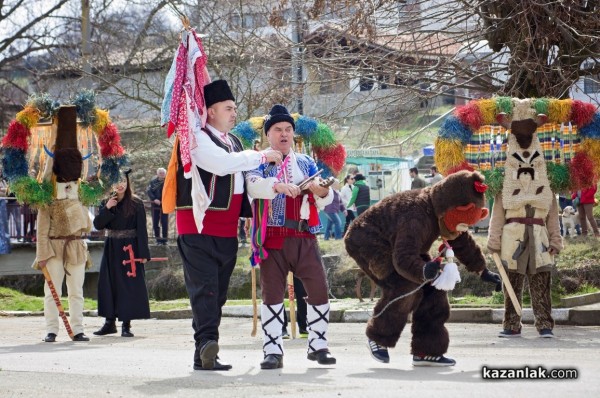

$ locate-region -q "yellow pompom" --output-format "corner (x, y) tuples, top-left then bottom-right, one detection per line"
(93, 109), (110, 133)
(580, 139), (600, 175)
(476, 99), (497, 125)
(291, 113), (300, 121)
(16, 106), (41, 128)
(547, 99), (572, 124)
(249, 116), (265, 134)
(434, 138), (465, 175)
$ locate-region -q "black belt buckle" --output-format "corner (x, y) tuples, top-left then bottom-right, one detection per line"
(298, 219), (309, 232)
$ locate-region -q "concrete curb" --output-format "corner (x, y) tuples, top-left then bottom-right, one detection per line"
(5, 305), (599, 325)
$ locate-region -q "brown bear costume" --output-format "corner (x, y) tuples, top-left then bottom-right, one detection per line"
(344, 170), (501, 366)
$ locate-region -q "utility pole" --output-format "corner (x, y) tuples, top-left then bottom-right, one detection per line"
(291, 2), (304, 115)
(81, 0), (92, 82)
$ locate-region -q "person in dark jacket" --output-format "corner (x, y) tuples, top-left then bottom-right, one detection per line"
(347, 173), (371, 216)
(147, 168), (168, 245)
(93, 170), (151, 338)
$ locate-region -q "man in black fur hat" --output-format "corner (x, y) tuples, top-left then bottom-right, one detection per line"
(34, 105), (93, 343)
(172, 80), (283, 371)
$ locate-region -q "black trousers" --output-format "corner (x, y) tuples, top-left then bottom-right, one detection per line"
(344, 210), (356, 234)
(151, 205), (169, 242)
(177, 234), (237, 347)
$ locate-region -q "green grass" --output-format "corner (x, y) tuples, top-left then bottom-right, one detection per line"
(564, 283), (600, 297)
(0, 287), (97, 312)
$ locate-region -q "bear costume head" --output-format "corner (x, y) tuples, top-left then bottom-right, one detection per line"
(430, 170), (489, 238)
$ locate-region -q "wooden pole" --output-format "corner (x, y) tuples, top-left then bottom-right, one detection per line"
(251, 267), (258, 337)
(287, 272), (297, 339)
(492, 253), (522, 316)
(40, 265), (75, 340)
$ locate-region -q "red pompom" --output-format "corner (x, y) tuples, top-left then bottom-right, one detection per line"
(314, 143), (346, 174)
(445, 161), (474, 175)
(456, 102), (483, 131)
(570, 100), (597, 127)
(569, 151), (598, 190)
(1, 120), (31, 151)
(474, 181), (488, 193)
(98, 123), (124, 157)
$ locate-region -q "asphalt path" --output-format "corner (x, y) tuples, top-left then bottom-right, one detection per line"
(0, 317), (598, 397)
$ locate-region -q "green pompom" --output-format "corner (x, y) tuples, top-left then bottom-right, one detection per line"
(79, 180), (106, 206)
(311, 123), (336, 149)
(547, 163), (570, 193)
(482, 168), (504, 200)
(534, 98), (550, 116)
(10, 177), (53, 207)
(495, 97), (513, 115)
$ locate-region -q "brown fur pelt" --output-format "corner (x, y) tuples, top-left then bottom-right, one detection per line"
(344, 170), (490, 353)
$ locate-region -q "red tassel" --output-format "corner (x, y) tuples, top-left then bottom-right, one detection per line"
(456, 102), (483, 131)
(570, 100), (597, 127)
(307, 193), (320, 227)
(2, 120), (30, 151)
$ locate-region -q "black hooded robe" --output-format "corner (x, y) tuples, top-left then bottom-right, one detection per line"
(94, 199), (151, 321)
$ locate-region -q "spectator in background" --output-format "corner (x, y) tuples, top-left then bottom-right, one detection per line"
(348, 173), (371, 216)
(572, 186), (599, 237)
(323, 179), (345, 240)
(0, 177), (10, 254)
(429, 166), (443, 185)
(340, 175), (356, 234)
(410, 167), (427, 190)
(6, 191), (22, 241)
(147, 167), (169, 245)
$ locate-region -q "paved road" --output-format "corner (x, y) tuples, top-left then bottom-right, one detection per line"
(0, 317), (598, 397)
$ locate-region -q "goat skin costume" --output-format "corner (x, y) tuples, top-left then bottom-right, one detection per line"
(345, 171), (497, 358)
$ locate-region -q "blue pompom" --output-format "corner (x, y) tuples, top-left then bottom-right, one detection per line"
(316, 160), (333, 178)
(100, 155), (130, 186)
(28, 93), (60, 118)
(578, 113), (600, 139)
(438, 116), (472, 144)
(232, 121), (259, 148)
(295, 116), (318, 140)
(1, 148), (29, 182)
(73, 89), (97, 127)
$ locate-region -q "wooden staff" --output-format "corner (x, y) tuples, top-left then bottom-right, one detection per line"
(287, 272), (297, 339)
(492, 253), (522, 316)
(40, 264), (75, 340)
(251, 266), (258, 337)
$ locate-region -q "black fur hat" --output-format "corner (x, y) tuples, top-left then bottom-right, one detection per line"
(204, 80), (235, 108)
(264, 104), (295, 134)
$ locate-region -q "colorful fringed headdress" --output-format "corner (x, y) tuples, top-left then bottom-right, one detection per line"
(232, 113), (347, 177)
(434, 97), (600, 198)
(0, 90), (128, 206)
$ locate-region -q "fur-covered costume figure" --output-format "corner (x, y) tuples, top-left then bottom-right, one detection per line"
(33, 106), (93, 343)
(488, 110), (563, 338)
(344, 171), (501, 366)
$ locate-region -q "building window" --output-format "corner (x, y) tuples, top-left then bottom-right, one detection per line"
(583, 75), (600, 94)
(359, 76), (375, 91)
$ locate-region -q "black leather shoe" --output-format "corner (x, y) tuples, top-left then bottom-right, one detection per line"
(307, 349), (336, 365)
(193, 357), (232, 371)
(73, 333), (90, 342)
(43, 333), (57, 343)
(260, 354), (283, 369)
(93, 320), (117, 336)
(199, 340), (219, 370)
(121, 321), (134, 337)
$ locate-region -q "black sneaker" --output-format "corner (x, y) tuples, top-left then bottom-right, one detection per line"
(539, 329), (555, 338)
(367, 339), (389, 363)
(412, 355), (456, 367)
(498, 328), (522, 338)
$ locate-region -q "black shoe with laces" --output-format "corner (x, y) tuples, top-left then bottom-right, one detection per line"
(93, 320), (117, 336)
(307, 349), (336, 365)
(412, 355), (456, 367)
(367, 339), (390, 363)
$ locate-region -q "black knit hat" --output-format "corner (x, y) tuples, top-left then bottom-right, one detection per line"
(264, 104), (295, 134)
(204, 80), (235, 108)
